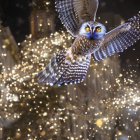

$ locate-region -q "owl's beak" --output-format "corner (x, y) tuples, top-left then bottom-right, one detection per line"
(91, 28), (94, 35)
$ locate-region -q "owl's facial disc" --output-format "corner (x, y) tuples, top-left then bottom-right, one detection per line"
(79, 22), (106, 40)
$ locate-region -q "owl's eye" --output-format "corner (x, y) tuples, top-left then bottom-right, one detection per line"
(96, 27), (101, 32)
(85, 26), (90, 32)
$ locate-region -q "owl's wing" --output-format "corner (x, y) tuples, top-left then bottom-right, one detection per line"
(55, 0), (99, 37)
(92, 13), (140, 61)
(37, 49), (90, 86)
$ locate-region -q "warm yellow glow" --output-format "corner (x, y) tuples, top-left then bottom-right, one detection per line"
(95, 119), (103, 128)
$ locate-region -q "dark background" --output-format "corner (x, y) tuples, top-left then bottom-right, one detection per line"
(0, 0), (140, 67)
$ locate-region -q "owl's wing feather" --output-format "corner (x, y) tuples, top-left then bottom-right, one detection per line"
(55, 0), (99, 37)
(37, 48), (90, 86)
(92, 13), (140, 61)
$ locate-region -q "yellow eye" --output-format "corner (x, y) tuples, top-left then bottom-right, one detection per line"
(96, 27), (101, 32)
(85, 26), (90, 32)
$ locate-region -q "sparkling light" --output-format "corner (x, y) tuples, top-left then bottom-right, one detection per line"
(0, 2), (140, 140)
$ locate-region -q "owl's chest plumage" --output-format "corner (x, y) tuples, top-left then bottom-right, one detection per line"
(71, 35), (104, 55)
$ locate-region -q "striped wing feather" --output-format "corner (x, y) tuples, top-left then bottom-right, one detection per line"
(57, 55), (90, 86)
(38, 49), (90, 86)
(93, 13), (140, 61)
(55, 0), (99, 37)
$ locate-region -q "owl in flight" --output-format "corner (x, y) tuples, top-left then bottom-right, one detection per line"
(38, 0), (140, 86)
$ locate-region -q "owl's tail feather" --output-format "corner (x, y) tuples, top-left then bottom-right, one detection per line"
(37, 49), (90, 86)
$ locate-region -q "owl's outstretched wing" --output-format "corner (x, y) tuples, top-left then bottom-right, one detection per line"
(55, 0), (99, 37)
(92, 13), (140, 61)
(37, 49), (90, 86)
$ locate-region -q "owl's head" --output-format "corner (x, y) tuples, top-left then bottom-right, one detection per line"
(79, 22), (106, 40)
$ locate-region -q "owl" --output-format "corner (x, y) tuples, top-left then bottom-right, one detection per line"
(37, 0), (140, 86)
